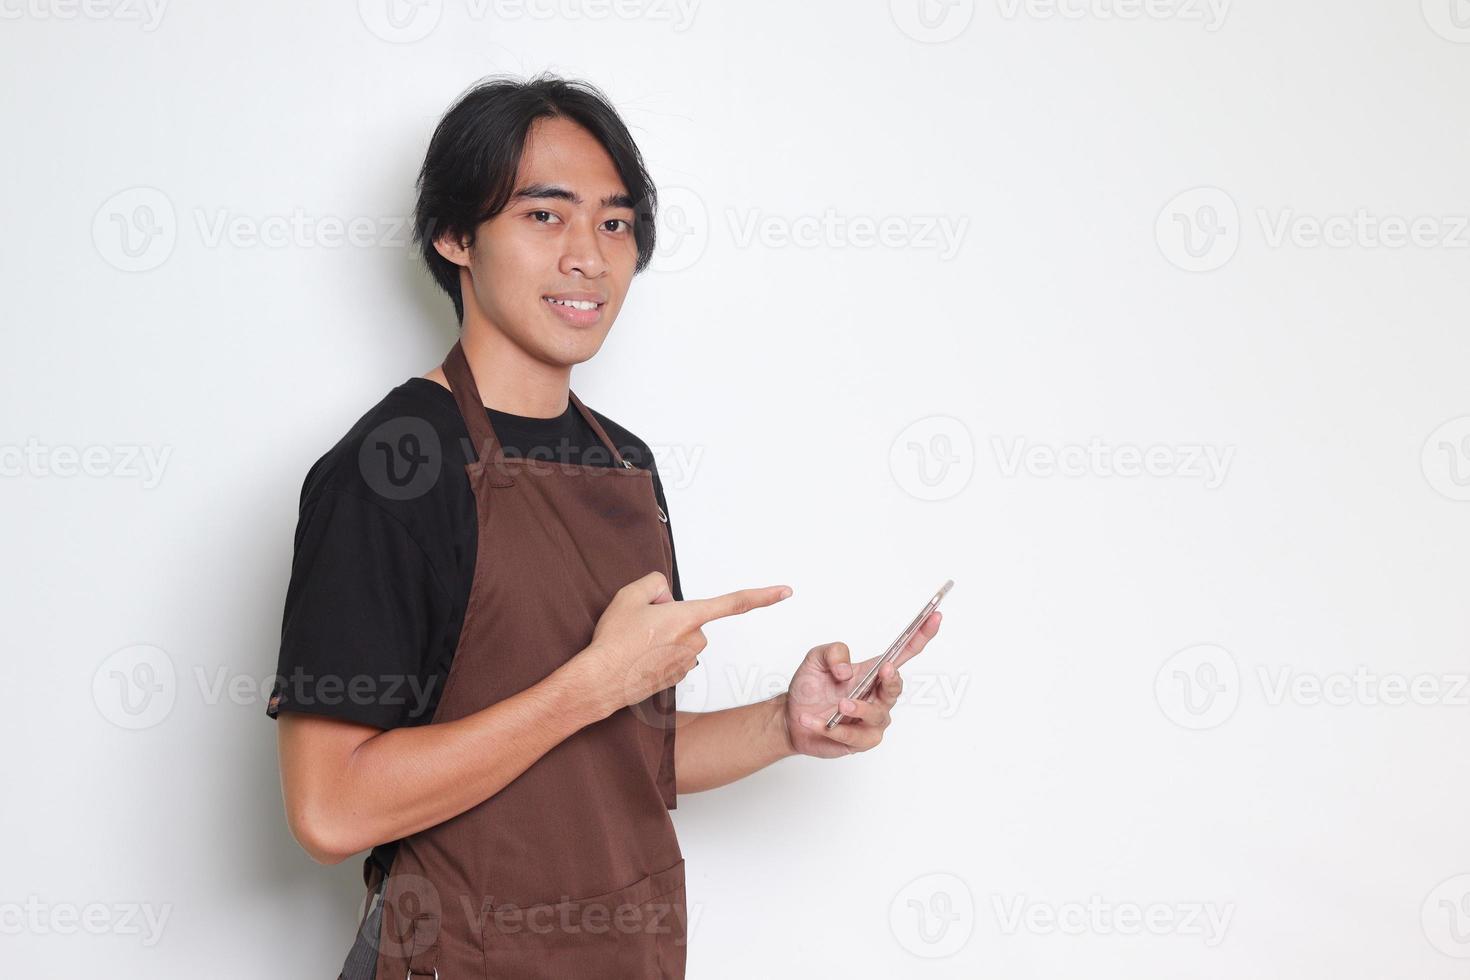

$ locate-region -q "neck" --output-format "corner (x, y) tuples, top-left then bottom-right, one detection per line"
(456, 310), (571, 419)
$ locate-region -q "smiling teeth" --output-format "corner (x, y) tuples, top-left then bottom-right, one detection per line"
(547, 298), (599, 310)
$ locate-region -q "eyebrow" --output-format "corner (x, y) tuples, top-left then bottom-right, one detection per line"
(511, 183), (636, 211)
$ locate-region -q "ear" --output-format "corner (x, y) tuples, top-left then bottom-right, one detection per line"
(431, 225), (474, 267)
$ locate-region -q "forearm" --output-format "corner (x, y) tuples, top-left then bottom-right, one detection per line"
(303, 659), (604, 863)
(674, 692), (795, 795)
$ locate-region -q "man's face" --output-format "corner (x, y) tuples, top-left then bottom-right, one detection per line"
(437, 115), (640, 367)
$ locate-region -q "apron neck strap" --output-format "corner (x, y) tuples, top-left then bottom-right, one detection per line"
(568, 390), (630, 468)
(442, 339), (503, 464)
(441, 339), (630, 468)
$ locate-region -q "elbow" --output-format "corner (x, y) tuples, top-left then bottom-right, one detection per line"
(287, 800), (359, 866)
(276, 712), (382, 866)
(301, 837), (352, 868)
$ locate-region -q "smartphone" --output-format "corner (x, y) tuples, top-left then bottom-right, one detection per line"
(825, 579), (953, 730)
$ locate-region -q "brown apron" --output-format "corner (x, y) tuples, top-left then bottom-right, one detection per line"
(346, 339), (685, 979)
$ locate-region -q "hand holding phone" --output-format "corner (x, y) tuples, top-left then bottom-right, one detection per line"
(825, 579), (953, 730)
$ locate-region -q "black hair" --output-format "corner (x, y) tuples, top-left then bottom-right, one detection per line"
(411, 72), (658, 323)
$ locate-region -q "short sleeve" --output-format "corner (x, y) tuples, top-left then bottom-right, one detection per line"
(267, 489), (448, 729)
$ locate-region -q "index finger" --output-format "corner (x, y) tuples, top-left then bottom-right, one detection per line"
(850, 610), (942, 677)
(681, 585), (793, 625)
(889, 610), (941, 670)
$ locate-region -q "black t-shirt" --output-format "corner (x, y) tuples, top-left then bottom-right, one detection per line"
(265, 376), (684, 729)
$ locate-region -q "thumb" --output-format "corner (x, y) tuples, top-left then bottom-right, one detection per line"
(809, 641), (854, 681)
(630, 569), (674, 605)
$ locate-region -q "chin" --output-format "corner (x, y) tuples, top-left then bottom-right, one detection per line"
(541, 336), (606, 367)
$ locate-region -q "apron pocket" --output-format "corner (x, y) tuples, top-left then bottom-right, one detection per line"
(482, 858), (687, 979)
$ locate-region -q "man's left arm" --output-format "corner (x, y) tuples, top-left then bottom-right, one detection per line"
(672, 694), (793, 795)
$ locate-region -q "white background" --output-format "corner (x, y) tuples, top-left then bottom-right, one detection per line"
(3, 0), (1469, 977)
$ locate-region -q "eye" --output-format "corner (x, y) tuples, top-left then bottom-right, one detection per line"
(529, 210), (560, 224)
(603, 218), (633, 233)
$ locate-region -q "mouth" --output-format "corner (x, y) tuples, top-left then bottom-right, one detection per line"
(542, 295), (606, 327)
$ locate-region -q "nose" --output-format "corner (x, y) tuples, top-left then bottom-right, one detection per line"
(559, 214), (607, 279)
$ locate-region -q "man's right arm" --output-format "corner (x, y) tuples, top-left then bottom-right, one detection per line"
(276, 571), (791, 865)
(277, 654), (606, 865)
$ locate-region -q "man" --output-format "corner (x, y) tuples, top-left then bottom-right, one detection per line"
(268, 73), (943, 979)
